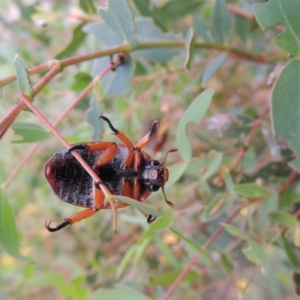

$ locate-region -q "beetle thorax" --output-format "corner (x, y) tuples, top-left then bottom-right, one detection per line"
(142, 167), (159, 181)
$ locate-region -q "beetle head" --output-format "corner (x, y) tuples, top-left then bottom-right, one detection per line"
(142, 159), (168, 191)
(142, 149), (177, 207)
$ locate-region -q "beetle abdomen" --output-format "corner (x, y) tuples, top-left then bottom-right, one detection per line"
(45, 148), (101, 208)
(45, 146), (132, 208)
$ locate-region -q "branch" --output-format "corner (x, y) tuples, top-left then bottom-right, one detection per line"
(162, 205), (244, 300)
(2, 64), (113, 189)
(19, 93), (111, 198)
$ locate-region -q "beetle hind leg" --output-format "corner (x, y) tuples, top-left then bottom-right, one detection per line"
(45, 208), (98, 232)
(45, 220), (69, 232)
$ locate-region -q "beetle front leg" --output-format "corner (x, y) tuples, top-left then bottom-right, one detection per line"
(137, 120), (160, 149)
(100, 116), (134, 148)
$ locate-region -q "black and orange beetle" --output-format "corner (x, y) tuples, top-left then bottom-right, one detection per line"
(44, 116), (176, 232)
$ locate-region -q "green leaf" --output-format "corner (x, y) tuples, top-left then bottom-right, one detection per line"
(222, 223), (266, 265)
(233, 183), (270, 198)
(111, 195), (163, 218)
(224, 171), (238, 200)
(202, 53), (227, 85)
(271, 58), (300, 170)
(164, 162), (187, 188)
(92, 55), (134, 96)
(85, 94), (102, 141)
(133, 17), (181, 62)
(11, 122), (50, 143)
(70, 72), (92, 92)
(131, 0), (167, 31)
(269, 211), (298, 227)
(169, 228), (209, 258)
(143, 215), (172, 235)
(293, 272), (300, 296)
(234, 16), (249, 43)
(116, 244), (137, 279)
(185, 28), (195, 71)
(55, 23), (87, 59)
(116, 217), (172, 279)
(212, 0), (231, 43)
(84, 21), (122, 47)
(220, 252), (233, 273)
(282, 235), (300, 269)
(99, 0), (137, 47)
(176, 89), (214, 161)
(133, 0), (204, 31)
(0, 188), (31, 263)
(201, 193), (227, 222)
(89, 287), (151, 300)
(150, 270), (198, 285)
(201, 150), (223, 181)
(13, 54), (33, 100)
(160, 0), (204, 20)
(194, 18), (211, 42)
(253, 0), (300, 55)
(154, 235), (181, 269)
(79, 0), (96, 14)
(294, 226), (300, 247)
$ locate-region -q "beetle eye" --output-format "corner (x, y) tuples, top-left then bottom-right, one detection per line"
(151, 160), (160, 166)
(149, 184), (160, 191)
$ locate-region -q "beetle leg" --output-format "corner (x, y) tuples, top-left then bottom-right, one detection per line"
(68, 141), (115, 153)
(135, 189), (156, 223)
(136, 120), (159, 149)
(45, 220), (69, 232)
(93, 183), (106, 210)
(134, 149), (141, 171)
(147, 215), (157, 223)
(123, 150), (135, 169)
(68, 144), (86, 153)
(45, 208), (97, 232)
(94, 142), (118, 166)
(123, 178), (133, 198)
(123, 149), (142, 199)
(100, 116), (134, 149)
(133, 178), (140, 200)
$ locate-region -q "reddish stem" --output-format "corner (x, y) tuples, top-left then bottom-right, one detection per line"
(162, 205), (244, 300)
(232, 106), (270, 170)
(19, 94), (111, 198)
(278, 170), (298, 196)
(2, 64), (113, 188)
(0, 63), (62, 136)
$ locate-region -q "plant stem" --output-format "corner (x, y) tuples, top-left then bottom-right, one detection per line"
(19, 93), (112, 198)
(2, 64), (113, 189)
(162, 205), (244, 300)
(0, 41), (286, 88)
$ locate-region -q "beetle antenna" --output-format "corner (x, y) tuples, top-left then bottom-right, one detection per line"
(161, 149), (177, 165)
(162, 187), (174, 208)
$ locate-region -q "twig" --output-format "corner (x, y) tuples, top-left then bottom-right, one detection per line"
(278, 170), (298, 196)
(0, 41), (287, 89)
(19, 94), (111, 198)
(162, 205), (244, 300)
(0, 63), (63, 136)
(232, 106), (270, 170)
(2, 64), (113, 189)
(0, 45), (130, 88)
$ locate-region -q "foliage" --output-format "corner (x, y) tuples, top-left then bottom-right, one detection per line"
(0, 0), (300, 299)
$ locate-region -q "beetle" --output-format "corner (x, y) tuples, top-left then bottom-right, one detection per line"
(44, 116), (176, 232)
